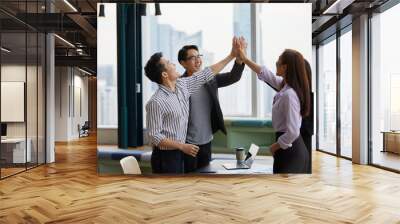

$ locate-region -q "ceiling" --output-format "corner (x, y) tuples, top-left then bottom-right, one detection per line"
(1, 0), (98, 74)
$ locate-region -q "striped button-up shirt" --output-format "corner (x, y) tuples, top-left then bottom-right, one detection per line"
(257, 66), (302, 150)
(146, 67), (214, 150)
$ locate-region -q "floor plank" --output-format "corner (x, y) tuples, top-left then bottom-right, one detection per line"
(1, 135), (400, 223)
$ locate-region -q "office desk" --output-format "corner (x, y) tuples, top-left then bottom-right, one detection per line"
(1, 138), (31, 163)
(196, 154), (273, 174)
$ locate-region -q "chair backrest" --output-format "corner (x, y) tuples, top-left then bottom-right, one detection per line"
(82, 121), (90, 129)
(120, 156), (141, 175)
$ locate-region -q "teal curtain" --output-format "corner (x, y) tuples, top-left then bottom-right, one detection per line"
(117, 4), (143, 148)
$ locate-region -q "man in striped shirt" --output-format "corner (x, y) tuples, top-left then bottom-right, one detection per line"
(144, 38), (240, 174)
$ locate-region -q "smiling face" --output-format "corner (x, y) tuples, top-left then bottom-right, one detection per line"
(179, 49), (202, 76)
(275, 56), (288, 78)
(159, 57), (180, 83)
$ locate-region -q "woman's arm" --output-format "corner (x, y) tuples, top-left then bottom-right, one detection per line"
(237, 37), (262, 74)
(237, 37), (283, 90)
(242, 56), (262, 74)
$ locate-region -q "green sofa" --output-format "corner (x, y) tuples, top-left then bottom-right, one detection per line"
(97, 147), (152, 175)
(211, 118), (275, 155)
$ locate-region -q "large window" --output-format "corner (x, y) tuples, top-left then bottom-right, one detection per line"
(141, 3), (311, 123)
(258, 4), (312, 117)
(371, 3), (400, 171)
(316, 25), (353, 159)
(340, 29), (352, 158)
(318, 37), (337, 154)
(142, 3), (253, 120)
(97, 3), (118, 128)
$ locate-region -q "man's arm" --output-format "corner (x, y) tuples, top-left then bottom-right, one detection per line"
(182, 37), (239, 94)
(209, 54), (235, 75)
(158, 139), (199, 157)
(209, 37), (239, 74)
(146, 100), (167, 148)
(215, 60), (245, 88)
(183, 67), (215, 95)
(146, 100), (200, 157)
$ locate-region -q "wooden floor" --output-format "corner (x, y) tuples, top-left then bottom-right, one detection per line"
(372, 150), (400, 171)
(1, 167), (26, 178)
(1, 135), (400, 223)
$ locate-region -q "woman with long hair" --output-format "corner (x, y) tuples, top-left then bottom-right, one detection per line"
(238, 41), (310, 173)
(301, 59), (313, 173)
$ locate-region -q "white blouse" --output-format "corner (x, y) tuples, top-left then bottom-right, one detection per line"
(257, 66), (302, 149)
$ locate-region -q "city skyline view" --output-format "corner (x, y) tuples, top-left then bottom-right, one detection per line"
(97, 3), (312, 128)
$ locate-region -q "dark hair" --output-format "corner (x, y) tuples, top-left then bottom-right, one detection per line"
(304, 59), (312, 90)
(280, 49), (310, 117)
(144, 52), (165, 84)
(178, 45), (199, 63)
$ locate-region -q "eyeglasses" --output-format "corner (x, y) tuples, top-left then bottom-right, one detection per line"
(186, 54), (203, 61)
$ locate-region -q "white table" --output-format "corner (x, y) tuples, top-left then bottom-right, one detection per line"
(196, 154), (273, 174)
(1, 138), (31, 163)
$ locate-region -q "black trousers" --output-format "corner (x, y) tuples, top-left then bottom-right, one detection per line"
(300, 130), (312, 173)
(151, 147), (184, 174)
(273, 132), (309, 174)
(184, 141), (212, 173)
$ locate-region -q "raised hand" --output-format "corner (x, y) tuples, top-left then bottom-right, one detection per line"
(210, 36), (240, 74)
(237, 36), (248, 62)
(236, 36), (262, 74)
(230, 36), (239, 58)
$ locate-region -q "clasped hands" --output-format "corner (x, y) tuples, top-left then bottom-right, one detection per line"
(230, 36), (248, 64)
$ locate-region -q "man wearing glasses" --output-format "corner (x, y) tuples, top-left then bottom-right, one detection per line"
(178, 42), (246, 173)
(145, 38), (243, 174)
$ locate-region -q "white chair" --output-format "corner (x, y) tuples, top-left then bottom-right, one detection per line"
(120, 156), (141, 175)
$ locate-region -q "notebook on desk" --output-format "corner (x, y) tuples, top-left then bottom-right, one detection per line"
(222, 144), (260, 170)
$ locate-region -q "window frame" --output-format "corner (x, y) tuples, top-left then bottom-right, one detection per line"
(315, 24), (353, 161)
(368, 0), (400, 173)
(141, 3), (312, 120)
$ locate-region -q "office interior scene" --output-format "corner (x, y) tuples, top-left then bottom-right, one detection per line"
(1, 0), (400, 223)
(96, 3), (313, 174)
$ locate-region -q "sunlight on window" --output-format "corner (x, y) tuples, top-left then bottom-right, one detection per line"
(97, 3), (118, 128)
(258, 4), (311, 118)
(371, 2), (400, 168)
(141, 3), (311, 123)
(318, 38), (337, 154)
(340, 30), (352, 158)
(141, 3), (253, 122)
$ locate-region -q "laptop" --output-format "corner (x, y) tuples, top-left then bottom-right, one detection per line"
(222, 144), (260, 170)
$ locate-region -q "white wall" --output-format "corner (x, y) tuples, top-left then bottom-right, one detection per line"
(55, 67), (89, 141)
(55, 67), (69, 141)
(1, 65), (37, 138)
(1, 63), (46, 164)
(72, 73), (89, 138)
